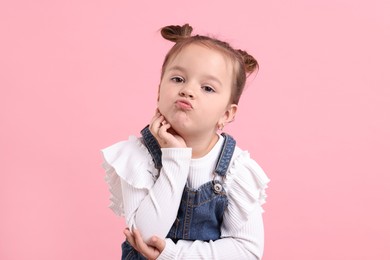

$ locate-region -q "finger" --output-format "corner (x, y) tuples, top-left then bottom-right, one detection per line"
(132, 228), (145, 249)
(149, 108), (162, 129)
(123, 227), (132, 238)
(132, 228), (154, 259)
(149, 114), (161, 132)
(148, 236), (166, 252)
(149, 115), (165, 136)
(157, 123), (172, 140)
(124, 228), (139, 251)
(158, 121), (170, 132)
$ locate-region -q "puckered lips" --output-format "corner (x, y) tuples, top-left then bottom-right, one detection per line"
(175, 99), (193, 110)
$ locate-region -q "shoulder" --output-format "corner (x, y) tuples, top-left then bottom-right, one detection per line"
(226, 145), (270, 194)
(101, 135), (157, 185)
(101, 135), (150, 163)
(101, 135), (157, 216)
(101, 135), (156, 171)
(222, 145), (270, 230)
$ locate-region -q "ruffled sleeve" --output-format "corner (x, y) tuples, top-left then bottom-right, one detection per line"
(101, 136), (158, 216)
(221, 149), (270, 235)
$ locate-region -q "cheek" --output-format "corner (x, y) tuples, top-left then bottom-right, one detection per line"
(157, 95), (168, 113)
(157, 99), (163, 110)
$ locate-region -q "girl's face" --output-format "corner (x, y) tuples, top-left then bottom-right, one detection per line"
(158, 43), (237, 138)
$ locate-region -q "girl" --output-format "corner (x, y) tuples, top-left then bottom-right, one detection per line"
(102, 24), (270, 259)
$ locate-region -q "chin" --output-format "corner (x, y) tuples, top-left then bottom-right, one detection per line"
(169, 122), (185, 134)
(169, 122), (191, 137)
(167, 125), (179, 135)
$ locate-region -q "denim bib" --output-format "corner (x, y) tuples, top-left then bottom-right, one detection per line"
(121, 126), (236, 260)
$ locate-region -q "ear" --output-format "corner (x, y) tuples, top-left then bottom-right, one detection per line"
(219, 104), (238, 127)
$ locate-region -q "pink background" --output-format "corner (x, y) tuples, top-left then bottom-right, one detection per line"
(1, 0), (389, 259)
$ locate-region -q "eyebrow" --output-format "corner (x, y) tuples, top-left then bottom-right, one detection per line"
(168, 65), (186, 73)
(167, 65), (223, 87)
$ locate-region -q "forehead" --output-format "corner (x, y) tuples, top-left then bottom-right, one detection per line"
(166, 43), (234, 77)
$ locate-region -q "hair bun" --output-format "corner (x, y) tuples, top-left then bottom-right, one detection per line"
(161, 24), (193, 42)
(236, 49), (259, 75)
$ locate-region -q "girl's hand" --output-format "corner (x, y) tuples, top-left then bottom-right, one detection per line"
(124, 227), (165, 260)
(149, 110), (186, 148)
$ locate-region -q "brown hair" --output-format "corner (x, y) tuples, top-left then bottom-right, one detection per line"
(160, 24), (259, 104)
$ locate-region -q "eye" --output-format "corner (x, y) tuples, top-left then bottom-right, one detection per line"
(202, 85), (215, 93)
(171, 76), (185, 83)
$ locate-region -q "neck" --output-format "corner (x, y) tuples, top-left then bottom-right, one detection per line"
(184, 132), (219, 159)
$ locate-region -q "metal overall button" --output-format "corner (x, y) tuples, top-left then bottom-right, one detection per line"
(213, 181), (223, 194)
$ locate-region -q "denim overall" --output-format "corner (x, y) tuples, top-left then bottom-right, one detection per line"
(121, 126), (236, 260)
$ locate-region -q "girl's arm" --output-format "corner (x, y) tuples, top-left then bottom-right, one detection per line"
(121, 147), (191, 241)
(123, 112), (190, 240)
(127, 203), (265, 260)
(160, 204), (265, 259)
(102, 136), (192, 242)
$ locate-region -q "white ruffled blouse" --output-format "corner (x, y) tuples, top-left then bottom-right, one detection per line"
(102, 134), (270, 259)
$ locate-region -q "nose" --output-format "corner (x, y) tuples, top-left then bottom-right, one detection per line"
(179, 84), (195, 99)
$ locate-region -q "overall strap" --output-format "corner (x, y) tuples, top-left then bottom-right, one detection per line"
(214, 133), (236, 177)
(140, 125), (162, 170)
